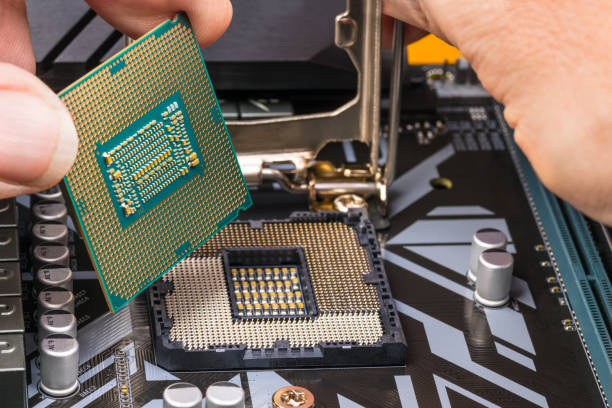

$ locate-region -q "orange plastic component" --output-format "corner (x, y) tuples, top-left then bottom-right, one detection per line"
(407, 34), (463, 65)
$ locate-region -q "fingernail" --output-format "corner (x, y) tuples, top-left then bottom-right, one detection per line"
(0, 90), (78, 186)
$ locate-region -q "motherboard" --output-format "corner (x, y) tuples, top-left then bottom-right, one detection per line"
(1, 1), (611, 407)
(4, 94), (607, 407)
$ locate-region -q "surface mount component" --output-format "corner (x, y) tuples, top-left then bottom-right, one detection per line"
(31, 185), (63, 203)
(163, 382), (203, 408)
(474, 249), (514, 307)
(32, 243), (69, 268)
(149, 211), (406, 370)
(39, 335), (79, 397)
(31, 222), (69, 245)
(31, 201), (67, 223)
(36, 266), (73, 291)
(467, 228), (507, 282)
(38, 310), (77, 340)
(223, 247), (318, 319)
(59, 14), (251, 312)
(205, 382), (245, 408)
(37, 287), (75, 315)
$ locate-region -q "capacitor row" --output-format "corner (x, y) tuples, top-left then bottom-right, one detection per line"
(230, 266), (298, 282)
(235, 289), (304, 305)
(232, 278), (301, 294)
(236, 301), (307, 317)
(31, 186), (80, 399)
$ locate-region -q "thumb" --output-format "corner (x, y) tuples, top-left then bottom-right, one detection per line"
(0, 63), (78, 198)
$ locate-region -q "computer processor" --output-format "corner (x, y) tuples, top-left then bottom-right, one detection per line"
(148, 211), (406, 370)
(59, 14), (251, 312)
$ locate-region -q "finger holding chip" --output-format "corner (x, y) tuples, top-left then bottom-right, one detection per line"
(86, 0), (233, 47)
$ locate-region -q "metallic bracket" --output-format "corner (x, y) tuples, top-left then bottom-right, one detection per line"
(124, 3), (387, 208)
(383, 19), (405, 187)
(228, 0), (382, 172)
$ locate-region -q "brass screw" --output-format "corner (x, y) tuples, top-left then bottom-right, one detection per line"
(272, 386), (315, 408)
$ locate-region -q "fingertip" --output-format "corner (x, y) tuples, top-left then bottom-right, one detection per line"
(188, 0), (233, 47)
(39, 105), (79, 188)
(0, 90), (78, 192)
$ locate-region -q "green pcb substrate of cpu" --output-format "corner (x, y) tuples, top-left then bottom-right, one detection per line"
(58, 13), (251, 312)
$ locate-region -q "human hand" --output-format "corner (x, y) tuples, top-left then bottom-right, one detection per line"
(0, 0), (232, 199)
(384, 0), (612, 225)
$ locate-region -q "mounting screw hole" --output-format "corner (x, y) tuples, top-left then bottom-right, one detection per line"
(430, 177), (453, 190)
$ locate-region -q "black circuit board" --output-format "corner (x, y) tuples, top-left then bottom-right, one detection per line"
(18, 101), (606, 408)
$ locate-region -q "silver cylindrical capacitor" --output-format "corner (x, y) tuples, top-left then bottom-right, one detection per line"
(36, 266), (73, 292)
(32, 201), (67, 223)
(32, 222), (68, 246)
(468, 228), (507, 282)
(38, 310), (77, 340)
(39, 334), (79, 397)
(38, 287), (75, 315)
(474, 249), (514, 307)
(32, 185), (63, 204)
(163, 382), (203, 408)
(33, 243), (70, 268)
(206, 381), (245, 408)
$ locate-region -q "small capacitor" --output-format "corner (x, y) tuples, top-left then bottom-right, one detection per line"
(31, 185), (63, 204)
(36, 266), (73, 292)
(32, 201), (67, 223)
(39, 335), (79, 397)
(163, 382), (203, 408)
(33, 243), (70, 268)
(474, 249), (514, 307)
(38, 287), (75, 315)
(467, 228), (507, 282)
(205, 381), (245, 408)
(38, 310), (77, 340)
(31, 222), (68, 246)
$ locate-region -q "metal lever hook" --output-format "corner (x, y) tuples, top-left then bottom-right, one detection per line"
(383, 18), (405, 188)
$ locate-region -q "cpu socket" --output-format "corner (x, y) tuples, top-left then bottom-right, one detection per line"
(148, 211), (406, 370)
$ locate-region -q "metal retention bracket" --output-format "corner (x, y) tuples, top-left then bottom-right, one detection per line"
(228, 0), (382, 176)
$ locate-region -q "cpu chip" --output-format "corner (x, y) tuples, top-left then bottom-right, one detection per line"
(59, 14), (251, 312)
